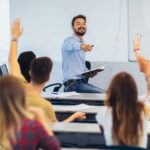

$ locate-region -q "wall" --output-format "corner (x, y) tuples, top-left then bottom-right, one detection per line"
(0, 0), (10, 65)
(10, 0), (128, 61)
(128, 0), (150, 61)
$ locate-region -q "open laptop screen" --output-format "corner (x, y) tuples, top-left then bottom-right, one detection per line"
(0, 64), (9, 76)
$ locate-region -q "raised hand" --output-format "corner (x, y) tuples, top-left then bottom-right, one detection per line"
(133, 33), (142, 51)
(11, 18), (23, 39)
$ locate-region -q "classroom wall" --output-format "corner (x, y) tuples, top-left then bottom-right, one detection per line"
(0, 0), (10, 65)
(9, 0), (129, 62)
(128, 0), (150, 61)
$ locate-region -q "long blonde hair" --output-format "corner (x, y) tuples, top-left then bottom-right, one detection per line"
(0, 75), (29, 149)
(105, 72), (144, 146)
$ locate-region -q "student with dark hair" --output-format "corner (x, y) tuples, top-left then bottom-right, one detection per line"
(96, 71), (150, 148)
(18, 51), (36, 82)
(62, 14), (103, 93)
(9, 18), (86, 122)
(0, 75), (60, 150)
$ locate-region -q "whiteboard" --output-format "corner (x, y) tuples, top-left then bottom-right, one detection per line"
(128, 0), (150, 61)
(10, 0), (128, 62)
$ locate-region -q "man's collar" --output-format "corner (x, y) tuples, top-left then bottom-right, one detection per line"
(72, 34), (84, 42)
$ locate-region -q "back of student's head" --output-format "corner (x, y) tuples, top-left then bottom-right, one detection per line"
(105, 72), (144, 146)
(0, 75), (27, 149)
(18, 51), (36, 82)
(30, 57), (53, 84)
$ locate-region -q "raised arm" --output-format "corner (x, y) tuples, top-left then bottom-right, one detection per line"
(133, 34), (150, 96)
(9, 19), (24, 80)
(133, 34), (150, 75)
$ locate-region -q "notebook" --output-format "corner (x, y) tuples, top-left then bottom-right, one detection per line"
(81, 65), (105, 77)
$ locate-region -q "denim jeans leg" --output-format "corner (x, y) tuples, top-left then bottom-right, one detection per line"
(64, 81), (104, 93)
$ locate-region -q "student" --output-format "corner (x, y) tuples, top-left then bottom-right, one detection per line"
(9, 18), (86, 122)
(96, 71), (150, 148)
(0, 75), (60, 150)
(133, 34), (150, 96)
(18, 51), (36, 82)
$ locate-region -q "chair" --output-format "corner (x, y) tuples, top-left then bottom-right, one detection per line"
(43, 61), (91, 92)
(43, 83), (62, 92)
(0, 64), (9, 76)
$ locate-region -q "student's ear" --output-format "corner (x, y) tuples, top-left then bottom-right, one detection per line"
(29, 70), (32, 77)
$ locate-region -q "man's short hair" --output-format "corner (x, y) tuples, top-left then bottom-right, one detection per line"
(71, 15), (86, 27)
(30, 57), (53, 84)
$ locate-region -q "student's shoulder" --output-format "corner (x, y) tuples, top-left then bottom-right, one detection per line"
(96, 106), (111, 122)
(98, 106), (110, 114)
(22, 118), (43, 131)
(37, 96), (53, 108)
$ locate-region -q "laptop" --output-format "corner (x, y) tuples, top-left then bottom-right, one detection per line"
(0, 64), (9, 76)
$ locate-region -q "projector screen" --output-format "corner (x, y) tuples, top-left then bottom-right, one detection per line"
(10, 0), (128, 62)
(128, 0), (150, 61)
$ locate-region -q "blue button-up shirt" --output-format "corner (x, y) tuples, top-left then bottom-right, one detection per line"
(62, 34), (87, 82)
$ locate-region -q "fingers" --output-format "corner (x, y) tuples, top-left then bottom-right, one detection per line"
(137, 33), (142, 38)
(81, 44), (93, 52)
(134, 33), (142, 42)
(88, 71), (97, 78)
(11, 18), (23, 38)
(75, 112), (86, 120)
(133, 33), (142, 51)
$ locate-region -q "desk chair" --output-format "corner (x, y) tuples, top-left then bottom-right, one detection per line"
(43, 61), (91, 92)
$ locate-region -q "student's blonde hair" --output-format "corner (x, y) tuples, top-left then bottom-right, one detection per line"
(0, 75), (29, 149)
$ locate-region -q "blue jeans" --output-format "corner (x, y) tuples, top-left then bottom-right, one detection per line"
(64, 79), (104, 93)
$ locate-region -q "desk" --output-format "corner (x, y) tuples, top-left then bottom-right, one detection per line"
(49, 122), (104, 148)
(50, 122), (150, 149)
(53, 105), (101, 123)
(42, 93), (105, 105)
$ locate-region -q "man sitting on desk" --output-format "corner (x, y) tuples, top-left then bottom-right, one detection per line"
(62, 15), (103, 93)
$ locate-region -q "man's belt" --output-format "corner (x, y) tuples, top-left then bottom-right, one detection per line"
(64, 79), (83, 86)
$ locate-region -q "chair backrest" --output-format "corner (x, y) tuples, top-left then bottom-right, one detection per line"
(0, 64), (9, 76)
(43, 83), (62, 92)
(85, 60), (91, 70)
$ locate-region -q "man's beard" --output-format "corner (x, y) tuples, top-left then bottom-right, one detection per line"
(74, 27), (86, 36)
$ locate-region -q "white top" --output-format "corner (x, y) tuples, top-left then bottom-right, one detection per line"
(96, 105), (149, 148)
